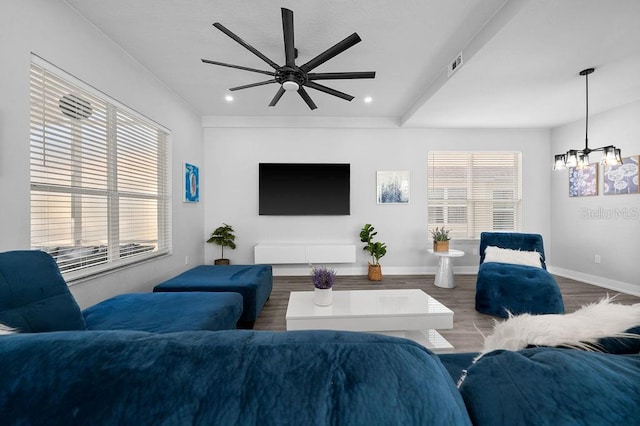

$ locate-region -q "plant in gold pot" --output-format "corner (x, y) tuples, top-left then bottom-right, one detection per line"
(359, 224), (387, 281)
(430, 226), (450, 252)
(207, 223), (236, 265)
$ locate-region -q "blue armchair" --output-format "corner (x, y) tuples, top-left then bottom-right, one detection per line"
(0, 250), (243, 333)
(475, 232), (564, 318)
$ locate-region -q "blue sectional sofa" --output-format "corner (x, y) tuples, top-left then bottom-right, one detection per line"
(0, 330), (471, 425)
(0, 329), (638, 425)
(0, 250), (243, 333)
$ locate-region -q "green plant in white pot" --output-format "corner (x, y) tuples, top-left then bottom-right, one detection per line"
(207, 223), (236, 265)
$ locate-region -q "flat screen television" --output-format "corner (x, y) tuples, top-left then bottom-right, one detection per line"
(259, 163), (350, 215)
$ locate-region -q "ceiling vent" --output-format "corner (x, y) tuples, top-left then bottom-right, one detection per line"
(59, 94), (93, 120)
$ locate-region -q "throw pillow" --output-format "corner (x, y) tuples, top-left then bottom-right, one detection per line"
(483, 245), (541, 268)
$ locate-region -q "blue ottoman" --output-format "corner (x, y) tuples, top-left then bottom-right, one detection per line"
(83, 292), (243, 332)
(153, 265), (273, 326)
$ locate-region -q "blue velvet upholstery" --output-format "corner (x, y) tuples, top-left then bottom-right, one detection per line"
(459, 348), (640, 425)
(0, 330), (472, 425)
(83, 292), (243, 332)
(0, 250), (242, 333)
(478, 232), (548, 268)
(0, 250), (87, 332)
(475, 232), (564, 318)
(154, 265), (273, 323)
(437, 352), (478, 384)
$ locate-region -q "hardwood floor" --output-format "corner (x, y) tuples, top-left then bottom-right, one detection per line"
(253, 274), (640, 353)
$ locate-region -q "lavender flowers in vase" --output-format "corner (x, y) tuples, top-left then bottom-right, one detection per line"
(311, 265), (336, 306)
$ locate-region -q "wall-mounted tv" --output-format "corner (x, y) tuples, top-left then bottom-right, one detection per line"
(259, 163), (350, 215)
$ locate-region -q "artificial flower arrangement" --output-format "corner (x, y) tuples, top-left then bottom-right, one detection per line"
(430, 226), (451, 242)
(311, 265), (337, 289)
(430, 226), (451, 252)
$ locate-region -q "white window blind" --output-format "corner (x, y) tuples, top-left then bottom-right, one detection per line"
(427, 151), (522, 239)
(29, 60), (171, 280)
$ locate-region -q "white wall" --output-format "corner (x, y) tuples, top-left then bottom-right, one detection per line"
(0, 0), (204, 307)
(550, 101), (640, 295)
(203, 124), (551, 276)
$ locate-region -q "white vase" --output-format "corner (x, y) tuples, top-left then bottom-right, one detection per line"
(314, 287), (332, 306)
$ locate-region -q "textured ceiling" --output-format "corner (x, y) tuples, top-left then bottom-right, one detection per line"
(65, 0), (640, 128)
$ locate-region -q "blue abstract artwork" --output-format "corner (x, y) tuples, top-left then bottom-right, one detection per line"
(184, 163), (199, 202)
(377, 171), (410, 204)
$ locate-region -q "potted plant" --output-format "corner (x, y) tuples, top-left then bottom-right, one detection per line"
(430, 226), (450, 252)
(206, 223), (236, 265)
(311, 265), (336, 306)
(359, 224), (387, 281)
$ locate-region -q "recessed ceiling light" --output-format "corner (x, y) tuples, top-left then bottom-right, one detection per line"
(364, 96), (373, 103)
(225, 94), (234, 102)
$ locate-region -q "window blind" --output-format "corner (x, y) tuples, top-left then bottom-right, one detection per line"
(427, 151), (522, 239)
(29, 60), (171, 280)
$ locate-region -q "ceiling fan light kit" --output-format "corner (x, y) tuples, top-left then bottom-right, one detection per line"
(553, 68), (622, 170)
(201, 8), (375, 110)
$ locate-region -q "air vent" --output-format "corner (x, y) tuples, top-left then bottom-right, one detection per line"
(447, 52), (463, 78)
(59, 94), (93, 120)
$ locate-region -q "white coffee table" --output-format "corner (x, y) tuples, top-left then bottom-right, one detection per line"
(286, 289), (454, 352)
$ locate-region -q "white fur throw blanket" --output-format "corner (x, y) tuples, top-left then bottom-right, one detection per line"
(0, 323), (16, 335)
(477, 296), (640, 360)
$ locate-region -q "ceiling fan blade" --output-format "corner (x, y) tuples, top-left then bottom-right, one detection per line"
(201, 59), (275, 76)
(297, 87), (317, 110)
(307, 71), (376, 80)
(305, 82), (354, 101)
(229, 79), (277, 91)
(269, 86), (286, 107)
(282, 8), (296, 67)
(212, 22), (280, 70)
(299, 33), (361, 73)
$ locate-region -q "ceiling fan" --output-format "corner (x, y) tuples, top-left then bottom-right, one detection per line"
(201, 7), (376, 110)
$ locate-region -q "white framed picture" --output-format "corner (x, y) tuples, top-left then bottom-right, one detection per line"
(184, 162), (200, 202)
(377, 171), (410, 204)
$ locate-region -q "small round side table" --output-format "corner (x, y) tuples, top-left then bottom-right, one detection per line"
(428, 248), (465, 289)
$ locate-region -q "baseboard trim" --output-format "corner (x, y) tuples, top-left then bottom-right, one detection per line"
(272, 264), (640, 297)
(548, 266), (640, 297)
(271, 265), (479, 277)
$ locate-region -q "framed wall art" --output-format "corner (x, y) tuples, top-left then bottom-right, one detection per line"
(184, 162), (200, 202)
(569, 164), (598, 197)
(604, 155), (639, 195)
(377, 171), (410, 204)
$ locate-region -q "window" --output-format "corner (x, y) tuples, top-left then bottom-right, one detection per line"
(29, 59), (171, 280)
(427, 151), (522, 239)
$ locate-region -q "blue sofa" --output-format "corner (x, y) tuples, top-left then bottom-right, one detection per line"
(0, 250), (243, 333)
(0, 329), (638, 425)
(439, 333), (640, 425)
(0, 330), (471, 425)
(475, 232), (565, 318)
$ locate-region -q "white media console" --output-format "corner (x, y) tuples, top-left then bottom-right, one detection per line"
(254, 243), (356, 264)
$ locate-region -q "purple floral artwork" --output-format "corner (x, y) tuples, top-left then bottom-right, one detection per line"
(569, 164), (598, 197)
(604, 156), (639, 195)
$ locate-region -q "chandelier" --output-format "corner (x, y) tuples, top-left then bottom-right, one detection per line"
(553, 68), (622, 170)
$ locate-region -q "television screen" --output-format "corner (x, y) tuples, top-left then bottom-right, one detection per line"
(259, 163), (350, 215)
